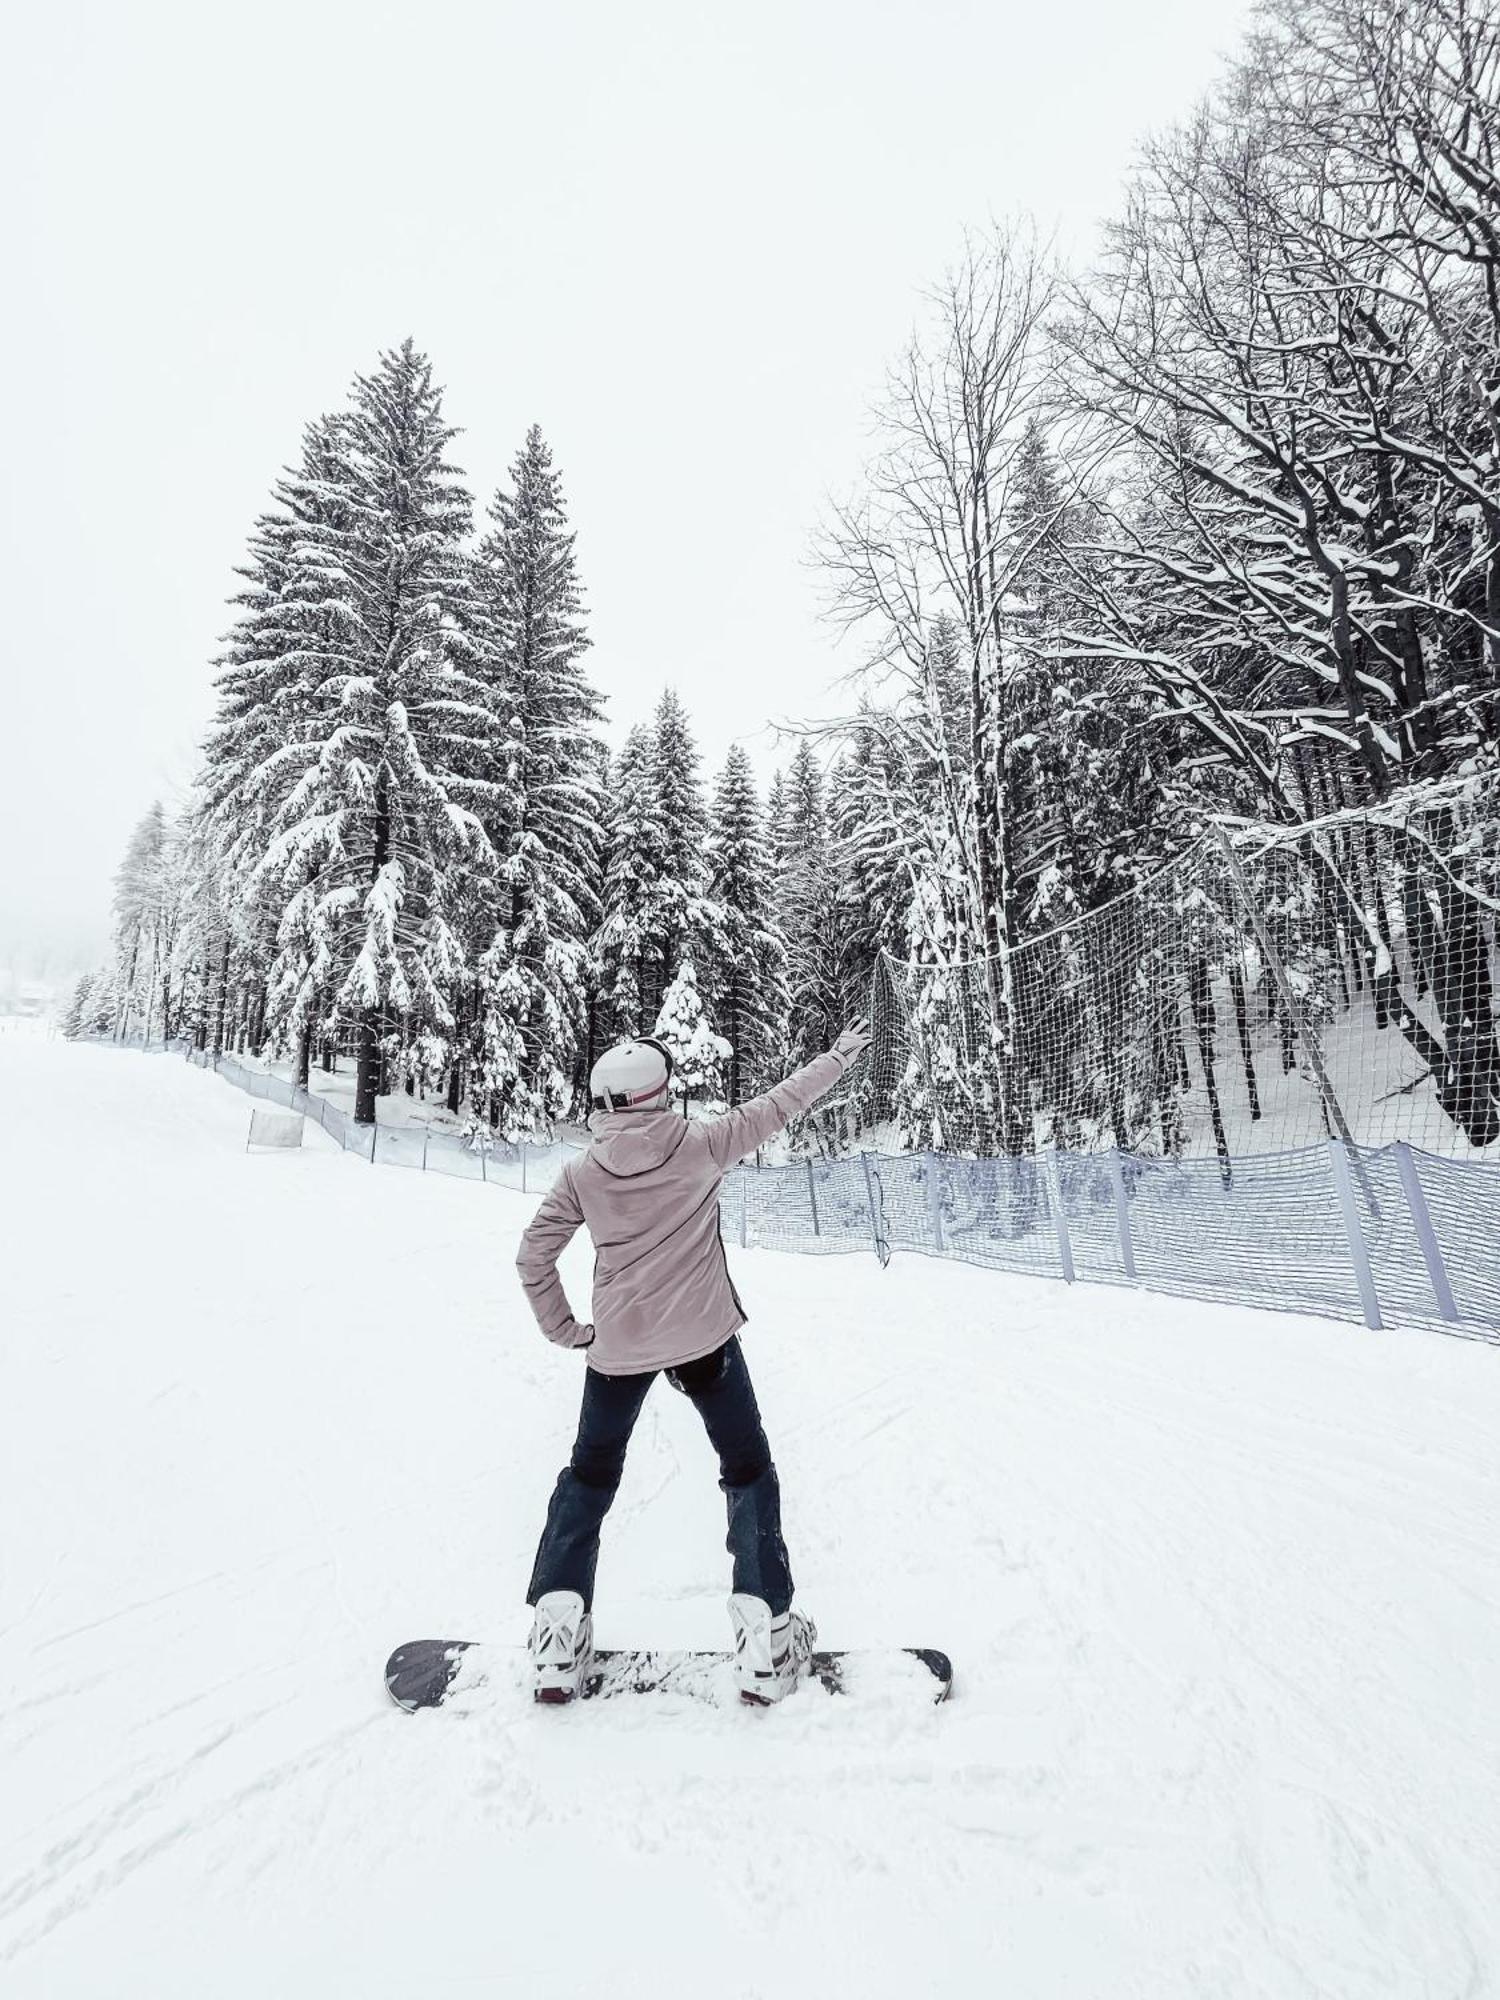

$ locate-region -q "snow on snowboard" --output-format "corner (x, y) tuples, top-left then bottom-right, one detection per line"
(384, 1638), (953, 1711)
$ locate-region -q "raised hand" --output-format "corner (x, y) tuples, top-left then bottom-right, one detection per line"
(831, 1018), (873, 1067)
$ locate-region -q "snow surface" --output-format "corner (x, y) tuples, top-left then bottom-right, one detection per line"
(4, 1033), (1500, 1998)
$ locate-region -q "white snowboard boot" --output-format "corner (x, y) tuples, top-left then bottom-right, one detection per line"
(728, 1593), (815, 1705)
(529, 1590), (594, 1704)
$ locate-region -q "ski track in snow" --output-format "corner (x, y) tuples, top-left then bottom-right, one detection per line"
(2, 1032), (1499, 1997)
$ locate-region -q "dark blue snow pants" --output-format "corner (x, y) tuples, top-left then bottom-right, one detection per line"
(526, 1335), (794, 1615)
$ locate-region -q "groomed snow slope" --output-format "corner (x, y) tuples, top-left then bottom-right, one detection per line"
(3, 1032), (1499, 1999)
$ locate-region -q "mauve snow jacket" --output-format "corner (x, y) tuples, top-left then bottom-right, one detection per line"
(515, 1048), (851, 1375)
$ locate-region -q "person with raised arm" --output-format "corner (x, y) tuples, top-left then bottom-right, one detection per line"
(516, 1020), (872, 1704)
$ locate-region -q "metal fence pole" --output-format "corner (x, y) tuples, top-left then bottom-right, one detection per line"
(1328, 1140), (1383, 1330)
(806, 1158), (821, 1237)
(1392, 1142), (1459, 1323)
(520, 1142), (528, 1193)
(739, 1169), (749, 1249)
(1043, 1151), (1076, 1283)
(1106, 1151), (1137, 1280)
(859, 1152), (886, 1263)
(926, 1153), (945, 1254)
(421, 1128), (429, 1172)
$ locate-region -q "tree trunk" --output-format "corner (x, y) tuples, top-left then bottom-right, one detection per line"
(1228, 962), (1261, 1122)
(116, 931), (141, 1041)
(210, 941), (230, 1059)
(354, 773), (391, 1126)
(1188, 961), (1231, 1186)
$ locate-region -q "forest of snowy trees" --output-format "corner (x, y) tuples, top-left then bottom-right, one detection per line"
(68, 0), (1500, 1160)
(66, 367), (810, 1134)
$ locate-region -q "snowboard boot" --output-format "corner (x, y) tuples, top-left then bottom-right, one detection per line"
(528, 1590), (594, 1704)
(728, 1593), (815, 1705)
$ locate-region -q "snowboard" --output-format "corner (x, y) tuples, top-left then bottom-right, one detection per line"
(384, 1638), (953, 1712)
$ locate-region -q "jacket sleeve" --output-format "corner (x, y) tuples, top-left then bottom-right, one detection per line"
(515, 1166), (594, 1349)
(702, 1049), (851, 1170)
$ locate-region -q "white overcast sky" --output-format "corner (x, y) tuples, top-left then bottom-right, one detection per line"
(0, 0), (1252, 968)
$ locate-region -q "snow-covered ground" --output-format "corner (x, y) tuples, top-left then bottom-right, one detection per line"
(3, 1033), (1499, 1999)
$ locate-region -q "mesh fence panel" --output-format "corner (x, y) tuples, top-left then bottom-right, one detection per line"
(93, 1037), (1500, 1344)
(426, 1130), (487, 1182)
(1345, 1145), (1448, 1336)
(883, 1152), (1059, 1280)
(860, 778), (1500, 1166)
(1121, 1147), (1363, 1324)
(1050, 1152), (1128, 1287)
(1401, 1150), (1500, 1335)
(730, 1156), (879, 1256)
(373, 1126), (428, 1171)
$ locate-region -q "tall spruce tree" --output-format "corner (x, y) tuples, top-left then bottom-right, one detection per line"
(644, 688), (714, 1017)
(203, 413), (358, 1079)
(471, 426), (604, 1133)
(652, 959), (731, 1107)
(594, 723), (663, 1038)
(704, 744), (786, 1102)
(228, 341), (507, 1124)
(110, 803), (170, 1041)
(774, 741), (842, 1066)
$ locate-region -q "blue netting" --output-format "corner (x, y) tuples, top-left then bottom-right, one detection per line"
(130, 1043), (1500, 1344)
(1398, 1149), (1500, 1334)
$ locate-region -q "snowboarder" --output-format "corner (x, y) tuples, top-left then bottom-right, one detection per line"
(516, 1020), (871, 1704)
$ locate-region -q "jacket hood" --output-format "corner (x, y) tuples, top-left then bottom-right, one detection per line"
(585, 1107), (688, 1178)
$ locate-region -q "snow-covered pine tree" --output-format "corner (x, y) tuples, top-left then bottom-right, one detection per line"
(239, 342), (505, 1124)
(201, 413), (360, 1077)
(645, 689), (715, 1018)
(704, 744), (787, 1102)
(470, 426), (604, 1135)
(826, 716), (907, 1014)
(594, 723), (663, 1040)
(576, 733), (614, 1089)
(774, 741), (842, 1067)
(109, 804), (170, 1041)
(1002, 415), (1089, 936)
(61, 966), (117, 1040)
(765, 768), (788, 873)
(168, 792), (237, 1060)
(652, 959), (731, 1109)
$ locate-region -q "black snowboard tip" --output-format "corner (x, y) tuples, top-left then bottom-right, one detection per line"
(908, 1647), (954, 1700)
(384, 1638), (475, 1713)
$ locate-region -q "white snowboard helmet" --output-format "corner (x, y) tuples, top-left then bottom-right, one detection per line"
(589, 1036), (674, 1113)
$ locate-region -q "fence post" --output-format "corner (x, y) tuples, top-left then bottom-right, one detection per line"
(369, 1123), (377, 1166)
(859, 1152), (887, 1264)
(1328, 1140), (1383, 1329)
(739, 1168), (749, 1248)
(422, 1128), (429, 1173)
(520, 1141), (528, 1194)
(480, 1142), (487, 1184)
(1042, 1150), (1075, 1283)
(806, 1158), (821, 1237)
(926, 1153), (945, 1254)
(1105, 1151), (1137, 1280)
(1392, 1142), (1458, 1323)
